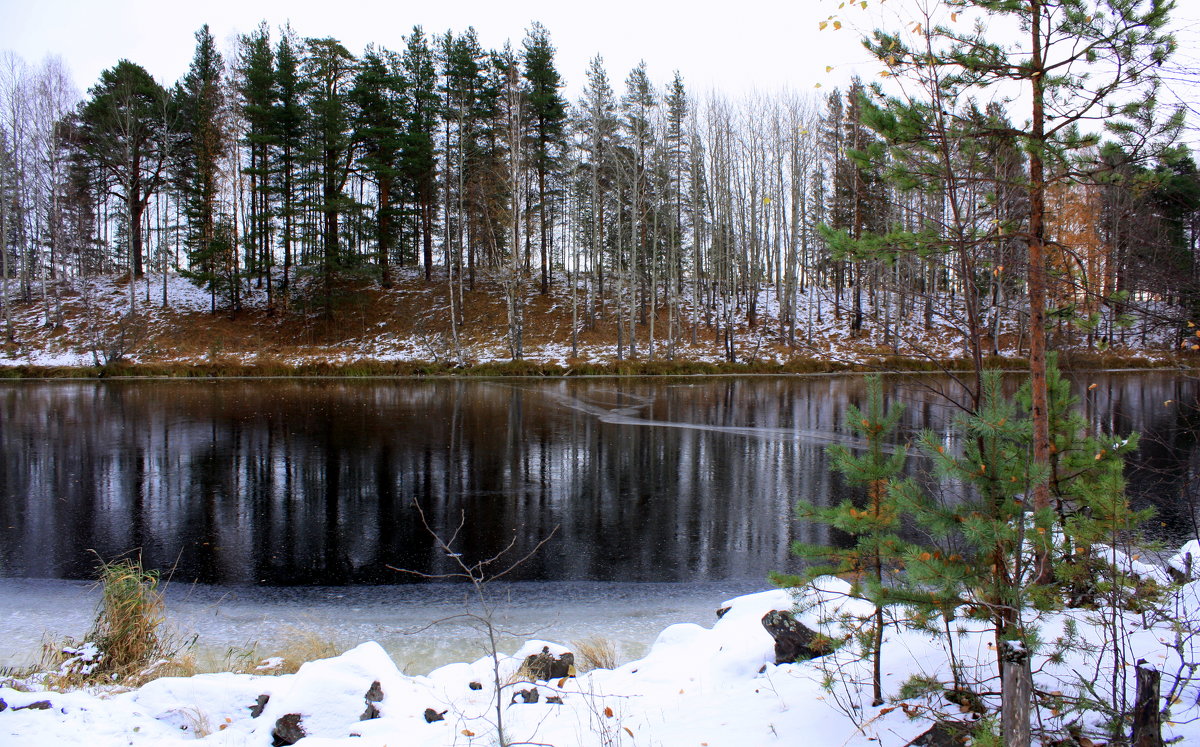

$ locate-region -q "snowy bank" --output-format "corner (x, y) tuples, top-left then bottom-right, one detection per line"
(5, 576), (1200, 746)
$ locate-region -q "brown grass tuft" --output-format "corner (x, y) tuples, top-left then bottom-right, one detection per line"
(571, 636), (620, 672)
(37, 557), (194, 689)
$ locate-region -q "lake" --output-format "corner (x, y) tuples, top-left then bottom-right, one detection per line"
(1, 372), (1197, 587)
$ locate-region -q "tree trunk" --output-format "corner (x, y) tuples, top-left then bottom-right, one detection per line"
(1028, 0), (1053, 583)
(1000, 639), (1032, 747)
(1132, 660), (1163, 747)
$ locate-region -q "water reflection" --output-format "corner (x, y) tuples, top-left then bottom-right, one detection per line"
(1, 372), (1195, 585)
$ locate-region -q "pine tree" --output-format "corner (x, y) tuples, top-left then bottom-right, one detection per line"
(576, 55), (618, 327)
(352, 45), (405, 289)
(236, 22), (276, 308)
(881, 363), (1150, 744)
(776, 375), (907, 707)
(301, 37), (357, 317)
(859, 0), (1181, 604)
(439, 29), (485, 288)
(176, 25), (231, 311)
(272, 25), (307, 297)
(77, 60), (170, 283)
(401, 27), (439, 283)
(521, 22), (566, 295)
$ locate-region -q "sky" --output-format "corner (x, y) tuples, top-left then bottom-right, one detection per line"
(0, 0), (878, 99)
(1, 0), (1196, 116)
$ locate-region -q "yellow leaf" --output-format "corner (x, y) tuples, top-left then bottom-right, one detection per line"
(604, 706), (614, 718)
(951, 12), (958, 21)
(860, 1), (868, 7)
(833, 20), (843, 30)
(1088, 383), (1097, 390)
(880, 70), (891, 77)
(557, 676), (568, 688)
(913, 22), (923, 34)
(814, 83), (823, 88)
(826, 65), (835, 73)
(819, 20), (829, 30)
(1189, 321), (1196, 327)
(462, 729), (476, 737)
(624, 727), (635, 738)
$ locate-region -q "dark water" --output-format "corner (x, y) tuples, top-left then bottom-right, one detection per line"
(1, 372), (1196, 585)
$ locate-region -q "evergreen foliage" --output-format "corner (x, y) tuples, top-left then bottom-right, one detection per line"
(775, 374), (907, 705)
(175, 25), (231, 311)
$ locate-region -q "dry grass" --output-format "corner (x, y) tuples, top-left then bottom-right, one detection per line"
(571, 637), (620, 673)
(37, 557), (196, 689)
(90, 558), (166, 671)
(253, 628), (345, 675)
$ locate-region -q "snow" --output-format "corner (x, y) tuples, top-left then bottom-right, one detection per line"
(5, 571), (1200, 747)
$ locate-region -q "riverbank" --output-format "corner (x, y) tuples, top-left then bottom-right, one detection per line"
(4, 561), (1200, 746)
(0, 272), (1189, 378)
(0, 353), (1183, 379)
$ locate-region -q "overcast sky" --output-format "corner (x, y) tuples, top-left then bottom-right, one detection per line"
(1, 0), (1196, 110)
(0, 0), (879, 99)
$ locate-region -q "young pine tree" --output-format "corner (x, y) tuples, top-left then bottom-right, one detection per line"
(776, 375), (907, 707)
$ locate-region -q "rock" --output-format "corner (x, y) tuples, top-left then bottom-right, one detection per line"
(14, 700), (52, 711)
(360, 681), (383, 720)
(905, 721), (971, 746)
(0, 698), (6, 712)
(545, 695), (563, 705)
(513, 687), (540, 704)
(521, 646), (574, 681)
(250, 694), (270, 718)
(760, 610), (830, 665)
(271, 713), (306, 747)
(468, 681), (482, 691)
(424, 708), (446, 723)
(716, 606), (731, 619)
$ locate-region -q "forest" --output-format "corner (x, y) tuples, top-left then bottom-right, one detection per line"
(0, 9), (1198, 368)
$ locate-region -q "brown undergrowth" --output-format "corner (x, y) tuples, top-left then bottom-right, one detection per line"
(0, 271), (1188, 377)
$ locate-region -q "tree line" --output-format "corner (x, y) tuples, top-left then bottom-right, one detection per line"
(0, 16), (1197, 361)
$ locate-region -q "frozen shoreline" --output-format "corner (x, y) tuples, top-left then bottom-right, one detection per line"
(0, 578), (767, 675)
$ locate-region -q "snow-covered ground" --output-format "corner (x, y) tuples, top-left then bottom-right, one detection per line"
(4, 564), (1200, 746)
